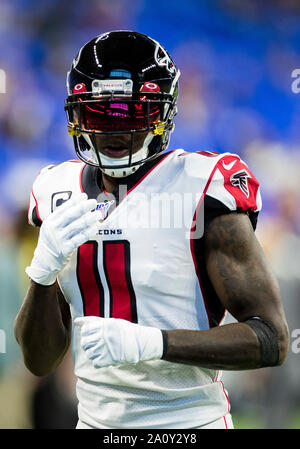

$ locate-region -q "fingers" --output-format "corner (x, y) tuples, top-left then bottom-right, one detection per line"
(74, 316), (102, 327)
(62, 222), (99, 253)
(29, 193), (102, 286)
(81, 329), (103, 351)
(52, 193), (98, 228)
(51, 193), (87, 217)
(74, 317), (85, 327)
(61, 209), (102, 240)
(74, 317), (102, 346)
(74, 317), (109, 367)
(50, 193), (102, 253)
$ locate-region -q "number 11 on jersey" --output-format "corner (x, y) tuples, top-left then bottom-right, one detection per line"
(76, 240), (138, 323)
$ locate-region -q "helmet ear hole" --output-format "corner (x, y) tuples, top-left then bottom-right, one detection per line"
(78, 135), (90, 151)
(148, 135), (162, 155)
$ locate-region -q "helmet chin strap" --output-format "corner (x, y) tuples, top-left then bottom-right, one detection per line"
(82, 132), (153, 178)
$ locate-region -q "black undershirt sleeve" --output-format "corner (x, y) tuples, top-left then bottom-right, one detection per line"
(203, 195), (259, 233)
(31, 206), (42, 227)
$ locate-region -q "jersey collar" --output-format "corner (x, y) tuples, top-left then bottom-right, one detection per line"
(80, 152), (172, 206)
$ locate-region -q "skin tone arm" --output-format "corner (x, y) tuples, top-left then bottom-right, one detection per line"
(14, 281), (71, 376)
(162, 212), (290, 370)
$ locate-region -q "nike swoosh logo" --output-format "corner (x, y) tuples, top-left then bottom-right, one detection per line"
(222, 160), (237, 170)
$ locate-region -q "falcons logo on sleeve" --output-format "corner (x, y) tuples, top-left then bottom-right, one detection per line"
(229, 170), (251, 198)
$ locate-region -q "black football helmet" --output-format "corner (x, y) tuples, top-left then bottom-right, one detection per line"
(65, 30), (180, 177)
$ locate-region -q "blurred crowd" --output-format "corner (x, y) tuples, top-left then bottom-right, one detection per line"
(1, 0), (300, 429)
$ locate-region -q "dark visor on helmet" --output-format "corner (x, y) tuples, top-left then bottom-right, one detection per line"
(81, 99), (160, 132)
(65, 91), (173, 135)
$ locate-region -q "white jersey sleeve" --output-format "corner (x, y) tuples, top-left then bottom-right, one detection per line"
(179, 149), (262, 232)
(28, 165), (55, 227)
(27, 160), (85, 227)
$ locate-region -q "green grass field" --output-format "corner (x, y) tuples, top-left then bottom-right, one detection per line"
(232, 411), (300, 429)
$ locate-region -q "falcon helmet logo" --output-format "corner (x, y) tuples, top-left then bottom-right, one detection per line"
(230, 170), (251, 198)
(154, 43), (176, 74)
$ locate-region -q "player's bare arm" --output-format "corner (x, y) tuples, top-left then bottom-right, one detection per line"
(162, 212), (290, 369)
(14, 281), (71, 376)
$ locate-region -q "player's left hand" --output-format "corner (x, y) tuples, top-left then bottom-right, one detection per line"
(74, 316), (164, 368)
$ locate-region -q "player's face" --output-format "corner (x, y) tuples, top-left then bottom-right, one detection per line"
(93, 131), (149, 159)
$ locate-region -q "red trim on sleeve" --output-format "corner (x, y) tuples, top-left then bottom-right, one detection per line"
(196, 150), (220, 157)
(79, 164), (85, 193)
(223, 416), (228, 429)
(30, 189), (42, 223)
(179, 150), (219, 158)
(216, 155), (259, 211)
(220, 380), (231, 413)
(190, 162), (220, 328)
(27, 191), (32, 225)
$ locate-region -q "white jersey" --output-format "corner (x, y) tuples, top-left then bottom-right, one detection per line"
(28, 149), (261, 429)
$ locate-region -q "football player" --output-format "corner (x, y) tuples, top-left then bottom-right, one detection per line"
(15, 31), (289, 429)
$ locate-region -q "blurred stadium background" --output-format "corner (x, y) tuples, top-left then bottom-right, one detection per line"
(1, 0), (300, 429)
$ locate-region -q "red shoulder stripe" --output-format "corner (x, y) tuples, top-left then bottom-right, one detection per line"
(216, 155), (259, 211)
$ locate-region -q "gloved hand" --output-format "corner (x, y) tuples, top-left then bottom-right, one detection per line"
(74, 316), (164, 368)
(26, 193), (101, 286)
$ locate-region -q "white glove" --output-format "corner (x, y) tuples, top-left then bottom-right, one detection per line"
(26, 193), (101, 286)
(74, 316), (164, 368)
